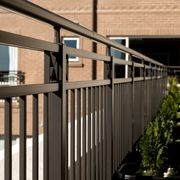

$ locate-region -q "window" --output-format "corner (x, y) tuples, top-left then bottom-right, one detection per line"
(110, 37), (129, 60)
(110, 37), (129, 59)
(109, 37), (129, 78)
(0, 45), (18, 85)
(63, 37), (79, 61)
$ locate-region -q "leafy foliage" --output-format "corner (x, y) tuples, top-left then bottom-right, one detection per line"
(139, 77), (180, 176)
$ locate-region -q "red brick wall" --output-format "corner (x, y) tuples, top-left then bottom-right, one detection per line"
(98, 0), (180, 36)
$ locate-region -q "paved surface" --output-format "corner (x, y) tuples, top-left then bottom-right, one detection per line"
(0, 118), (91, 180)
(0, 135), (43, 180)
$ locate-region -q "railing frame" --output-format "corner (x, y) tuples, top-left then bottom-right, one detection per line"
(0, 1), (169, 180)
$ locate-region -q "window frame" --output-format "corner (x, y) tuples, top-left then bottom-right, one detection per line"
(63, 37), (79, 62)
(109, 37), (129, 78)
(109, 37), (129, 60)
(0, 45), (18, 85)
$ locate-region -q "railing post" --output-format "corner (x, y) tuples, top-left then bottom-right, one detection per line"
(149, 63), (152, 120)
(104, 46), (112, 180)
(61, 44), (68, 180)
(144, 61), (148, 128)
(131, 55), (135, 146)
(105, 46), (111, 79)
(44, 50), (62, 180)
(110, 56), (115, 174)
(44, 26), (62, 180)
(151, 64), (153, 80)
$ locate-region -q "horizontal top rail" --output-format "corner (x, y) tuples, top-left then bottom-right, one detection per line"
(113, 58), (133, 66)
(168, 66), (180, 69)
(113, 78), (132, 84)
(65, 46), (110, 62)
(0, 30), (59, 52)
(134, 62), (144, 68)
(168, 66), (180, 73)
(0, 0), (164, 67)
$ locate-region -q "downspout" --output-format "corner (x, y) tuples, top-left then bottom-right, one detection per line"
(92, 0), (97, 80)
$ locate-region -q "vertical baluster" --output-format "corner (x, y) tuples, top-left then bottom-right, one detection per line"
(129, 83), (132, 150)
(95, 86), (99, 180)
(121, 84), (123, 158)
(70, 90), (75, 180)
(87, 87), (91, 180)
(122, 84), (126, 158)
(118, 84), (121, 163)
(117, 84), (120, 163)
(82, 88), (86, 180)
(106, 84), (112, 180)
(119, 84), (122, 162)
(115, 85), (118, 170)
(20, 96), (27, 180)
(33, 94), (39, 180)
(112, 85), (118, 173)
(68, 91), (70, 180)
(120, 84), (123, 162)
(43, 93), (49, 180)
(115, 85), (118, 171)
(5, 98), (12, 180)
(102, 86), (106, 180)
(91, 87), (95, 180)
(76, 88), (81, 180)
(62, 47), (68, 180)
(105, 86), (108, 180)
(99, 86), (103, 180)
(112, 82), (115, 172)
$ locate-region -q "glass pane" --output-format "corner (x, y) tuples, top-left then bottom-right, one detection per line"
(0, 45), (9, 71)
(110, 39), (126, 59)
(115, 39), (126, 46)
(64, 40), (77, 48)
(0, 136), (4, 151)
(64, 39), (77, 59)
(111, 48), (125, 59)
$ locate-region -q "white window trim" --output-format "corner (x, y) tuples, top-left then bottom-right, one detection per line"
(109, 37), (129, 47)
(0, 46), (18, 103)
(9, 46), (18, 72)
(109, 37), (129, 78)
(9, 47), (18, 86)
(109, 37), (129, 60)
(0, 46), (18, 86)
(63, 37), (79, 61)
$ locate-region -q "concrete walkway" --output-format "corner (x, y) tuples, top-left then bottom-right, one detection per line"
(0, 135), (43, 180)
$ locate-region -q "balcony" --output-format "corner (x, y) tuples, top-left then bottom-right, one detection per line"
(0, 0), (178, 180)
(0, 71), (24, 86)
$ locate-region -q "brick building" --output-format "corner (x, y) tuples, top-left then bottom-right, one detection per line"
(0, 0), (180, 139)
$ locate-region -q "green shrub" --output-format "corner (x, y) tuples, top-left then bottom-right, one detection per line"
(139, 77), (180, 176)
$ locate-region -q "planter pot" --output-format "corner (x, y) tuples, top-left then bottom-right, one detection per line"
(124, 174), (136, 179)
(136, 175), (163, 179)
(115, 163), (139, 179)
(114, 163), (180, 179)
(167, 142), (180, 167)
(120, 175), (180, 179)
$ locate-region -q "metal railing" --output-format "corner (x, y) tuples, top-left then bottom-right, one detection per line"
(0, 71), (24, 86)
(0, 0), (168, 180)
